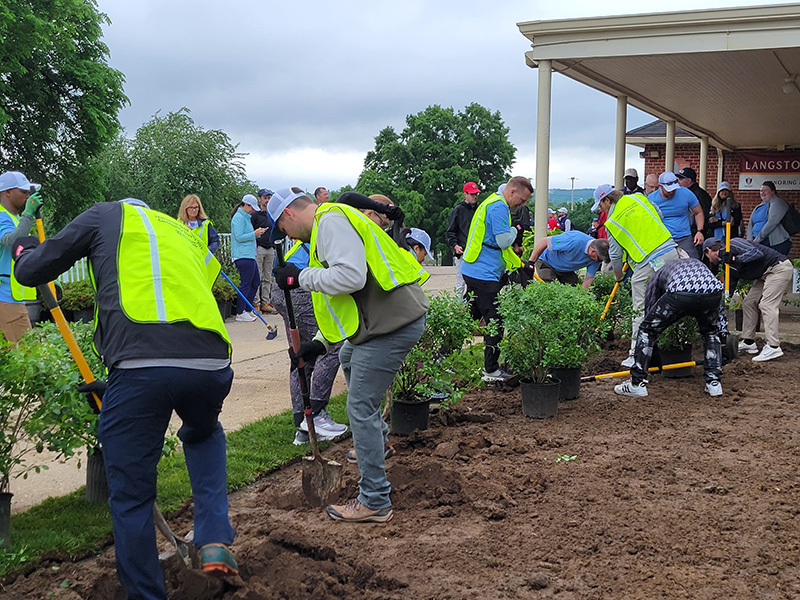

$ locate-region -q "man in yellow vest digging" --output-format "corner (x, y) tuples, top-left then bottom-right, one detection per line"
(0, 171), (43, 344)
(592, 184), (686, 368)
(13, 198), (238, 599)
(459, 176), (532, 382)
(269, 187), (429, 523)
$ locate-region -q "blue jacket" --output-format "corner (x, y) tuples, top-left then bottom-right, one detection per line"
(231, 208), (257, 260)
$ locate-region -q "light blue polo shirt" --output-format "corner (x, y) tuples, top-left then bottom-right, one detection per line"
(648, 187), (698, 238)
(0, 212), (18, 303)
(540, 231), (601, 277)
(459, 199), (513, 282)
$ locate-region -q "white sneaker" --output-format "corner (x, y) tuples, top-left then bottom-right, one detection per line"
(737, 340), (758, 354)
(752, 345), (783, 362)
(300, 410), (348, 439)
(482, 369), (512, 382)
(614, 380), (648, 397)
(620, 355), (635, 368)
(704, 381), (723, 396)
(235, 312), (257, 322)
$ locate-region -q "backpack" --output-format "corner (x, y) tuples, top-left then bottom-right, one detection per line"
(781, 204), (800, 237)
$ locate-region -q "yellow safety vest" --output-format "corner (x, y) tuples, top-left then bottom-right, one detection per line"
(191, 219), (213, 248)
(0, 204), (37, 301)
(118, 204), (231, 354)
(309, 203), (428, 343)
(462, 193), (522, 271)
(604, 193), (672, 264)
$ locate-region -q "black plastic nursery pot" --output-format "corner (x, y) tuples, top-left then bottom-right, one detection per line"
(657, 346), (693, 378)
(520, 378), (560, 419)
(85, 446), (109, 504)
(390, 398), (432, 436)
(549, 366), (581, 400)
(0, 492), (11, 548)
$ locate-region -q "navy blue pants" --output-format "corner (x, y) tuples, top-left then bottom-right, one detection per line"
(99, 366), (235, 600)
(463, 274), (504, 373)
(234, 258), (260, 314)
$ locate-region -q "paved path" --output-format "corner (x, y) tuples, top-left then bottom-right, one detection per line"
(10, 266), (458, 513)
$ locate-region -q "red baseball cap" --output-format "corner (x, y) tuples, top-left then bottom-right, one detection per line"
(463, 182), (480, 194)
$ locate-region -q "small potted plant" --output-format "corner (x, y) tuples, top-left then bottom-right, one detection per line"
(60, 279), (96, 323)
(391, 291), (476, 435)
(497, 282), (605, 417)
(656, 316), (701, 378)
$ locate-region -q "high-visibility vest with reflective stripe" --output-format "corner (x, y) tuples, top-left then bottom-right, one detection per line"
(462, 193), (522, 271)
(308, 203), (427, 343)
(0, 204), (36, 301)
(191, 219), (213, 247)
(118, 204), (231, 354)
(604, 193), (672, 264)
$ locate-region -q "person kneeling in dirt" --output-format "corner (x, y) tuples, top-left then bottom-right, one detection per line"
(526, 230), (608, 288)
(270, 188), (429, 523)
(614, 258), (726, 398)
(12, 199), (238, 599)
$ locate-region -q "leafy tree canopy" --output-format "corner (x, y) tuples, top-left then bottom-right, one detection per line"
(98, 108), (254, 232)
(355, 103), (516, 261)
(0, 0), (128, 231)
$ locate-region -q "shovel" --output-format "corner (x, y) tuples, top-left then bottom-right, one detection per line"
(581, 360), (704, 382)
(274, 242), (342, 507)
(153, 503), (190, 566)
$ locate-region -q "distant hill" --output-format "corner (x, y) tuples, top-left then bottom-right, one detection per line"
(540, 188), (594, 206)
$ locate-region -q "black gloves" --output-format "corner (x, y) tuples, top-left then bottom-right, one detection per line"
(77, 380), (106, 413)
(383, 204), (404, 223)
(719, 250), (735, 265)
(337, 191), (404, 223)
(12, 235), (40, 260)
(273, 263), (302, 290)
(288, 340), (326, 370)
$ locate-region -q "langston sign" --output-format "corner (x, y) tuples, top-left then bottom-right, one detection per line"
(739, 151), (800, 190)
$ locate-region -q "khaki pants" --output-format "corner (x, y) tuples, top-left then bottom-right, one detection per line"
(0, 301), (31, 344)
(742, 259), (793, 347)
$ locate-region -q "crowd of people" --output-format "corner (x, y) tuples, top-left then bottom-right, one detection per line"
(0, 166), (795, 600)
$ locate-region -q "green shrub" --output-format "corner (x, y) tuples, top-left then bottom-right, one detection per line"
(0, 322), (103, 493)
(497, 282), (606, 382)
(658, 316), (701, 351)
(591, 273), (633, 341)
(393, 291), (477, 404)
(59, 279), (95, 311)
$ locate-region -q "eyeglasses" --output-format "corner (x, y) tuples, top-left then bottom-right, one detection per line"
(663, 180), (679, 186)
(187, 206), (199, 210)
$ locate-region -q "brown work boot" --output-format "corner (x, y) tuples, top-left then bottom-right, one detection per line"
(262, 303), (278, 314)
(252, 303), (261, 312)
(326, 498), (393, 523)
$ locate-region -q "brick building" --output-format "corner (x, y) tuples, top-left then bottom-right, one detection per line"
(628, 120), (800, 258)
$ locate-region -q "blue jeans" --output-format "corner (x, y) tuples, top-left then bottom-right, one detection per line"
(339, 315), (425, 509)
(234, 258), (260, 314)
(99, 366), (235, 600)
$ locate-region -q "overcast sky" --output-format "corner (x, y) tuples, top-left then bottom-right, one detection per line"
(96, 0), (796, 193)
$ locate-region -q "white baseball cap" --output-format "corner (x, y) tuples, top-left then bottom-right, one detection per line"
(717, 181), (732, 192)
(0, 171), (40, 193)
(241, 194), (259, 210)
(406, 227), (432, 256)
(658, 172), (680, 193)
(557, 207), (568, 214)
(592, 184), (614, 212)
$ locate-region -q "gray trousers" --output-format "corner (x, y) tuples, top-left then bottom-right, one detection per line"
(270, 287), (342, 426)
(254, 246), (275, 306)
(340, 315), (425, 510)
(453, 256), (466, 299)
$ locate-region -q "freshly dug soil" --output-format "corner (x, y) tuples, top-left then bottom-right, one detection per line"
(4, 346), (800, 599)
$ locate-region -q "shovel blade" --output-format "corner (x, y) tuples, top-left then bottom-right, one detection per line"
(302, 456), (343, 507)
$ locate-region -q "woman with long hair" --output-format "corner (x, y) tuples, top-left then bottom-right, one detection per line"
(177, 194), (220, 253)
(746, 180), (791, 255)
(708, 182), (743, 240)
(230, 195), (266, 322)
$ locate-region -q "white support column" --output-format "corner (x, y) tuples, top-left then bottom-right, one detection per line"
(614, 96), (627, 189)
(716, 147), (724, 188)
(534, 60), (552, 243)
(699, 135), (709, 189)
(665, 120), (676, 173)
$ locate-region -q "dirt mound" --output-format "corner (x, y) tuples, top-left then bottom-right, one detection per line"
(4, 346), (800, 599)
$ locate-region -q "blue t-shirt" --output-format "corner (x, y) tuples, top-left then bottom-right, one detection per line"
(540, 231), (601, 277)
(459, 200), (513, 282)
(0, 211), (18, 303)
(750, 203), (769, 239)
(286, 242), (310, 269)
(648, 187), (698, 238)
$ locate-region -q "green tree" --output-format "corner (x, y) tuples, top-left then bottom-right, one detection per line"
(98, 108), (254, 232)
(554, 197), (594, 234)
(0, 0), (128, 231)
(355, 103), (516, 263)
